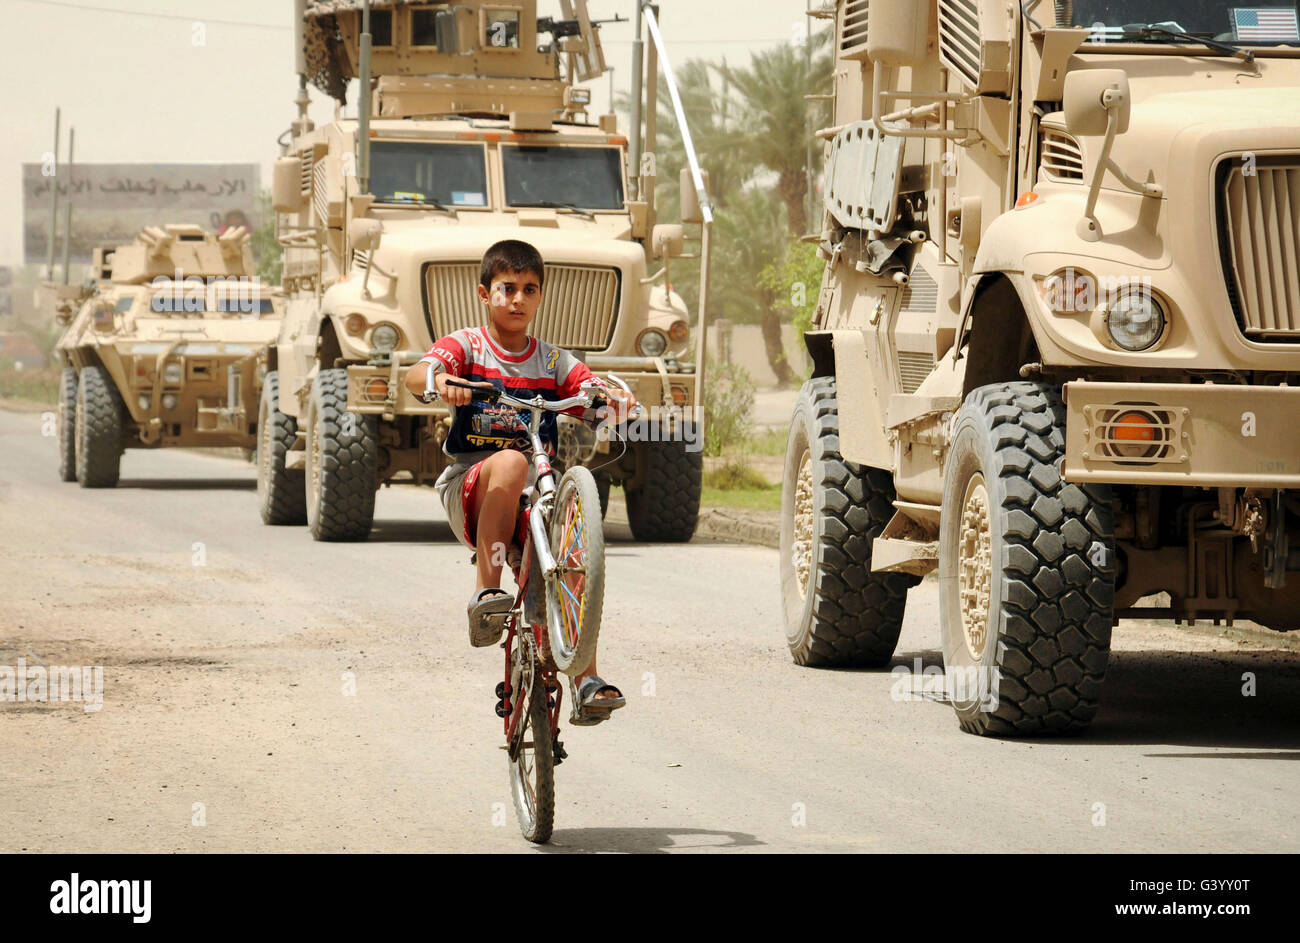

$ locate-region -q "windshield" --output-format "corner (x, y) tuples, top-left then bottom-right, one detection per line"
(1068, 2), (1300, 43)
(370, 141), (489, 208)
(501, 146), (625, 211)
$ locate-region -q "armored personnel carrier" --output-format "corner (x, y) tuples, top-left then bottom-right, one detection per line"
(259, 0), (709, 541)
(781, 0), (1300, 735)
(53, 225), (283, 487)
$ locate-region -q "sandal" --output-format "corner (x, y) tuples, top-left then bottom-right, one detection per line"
(467, 588), (513, 648)
(568, 675), (626, 726)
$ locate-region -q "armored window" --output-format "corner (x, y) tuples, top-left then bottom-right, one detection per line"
(114, 296), (133, 315)
(215, 297), (274, 315)
(370, 142), (490, 208)
(483, 9), (521, 49)
(502, 146), (625, 212)
(368, 9), (393, 47)
(411, 8), (439, 46)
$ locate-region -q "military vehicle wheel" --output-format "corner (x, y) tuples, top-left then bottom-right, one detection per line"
(779, 377), (916, 667)
(257, 370), (307, 525)
(57, 366), (78, 482)
(939, 382), (1116, 737)
(304, 367), (377, 541)
(625, 432), (701, 542)
(74, 364), (124, 488)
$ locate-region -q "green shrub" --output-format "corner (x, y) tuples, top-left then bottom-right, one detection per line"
(703, 460), (769, 491)
(702, 358), (756, 457)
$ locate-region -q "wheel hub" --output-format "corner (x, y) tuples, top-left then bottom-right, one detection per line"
(307, 404), (321, 509)
(791, 448), (814, 600)
(958, 474), (993, 661)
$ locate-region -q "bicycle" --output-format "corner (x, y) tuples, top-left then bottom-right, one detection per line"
(444, 375), (639, 843)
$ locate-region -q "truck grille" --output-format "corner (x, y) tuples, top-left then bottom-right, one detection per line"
(423, 263), (620, 350)
(1220, 159), (1300, 340)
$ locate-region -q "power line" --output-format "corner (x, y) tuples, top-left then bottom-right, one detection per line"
(14, 0), (287, 30)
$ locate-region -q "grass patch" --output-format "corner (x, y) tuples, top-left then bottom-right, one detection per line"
(749, 427), (788, 457)
(0, 366), (60, 406)
(700, 459), (782, 512)
(700, 484), (782, 513)
(703, 460), (770, 491)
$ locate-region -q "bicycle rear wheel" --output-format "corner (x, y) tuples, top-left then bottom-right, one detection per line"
(545, 466), (606, 676)
(508, 644), (555, 844)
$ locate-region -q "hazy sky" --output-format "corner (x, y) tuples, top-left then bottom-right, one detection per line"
(3, 0), (824, 267)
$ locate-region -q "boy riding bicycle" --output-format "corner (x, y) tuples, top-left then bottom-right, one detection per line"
(405, 239), (634, 722)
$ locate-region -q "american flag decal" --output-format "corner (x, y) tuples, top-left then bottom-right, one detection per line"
(1232, 7), (1300, 41)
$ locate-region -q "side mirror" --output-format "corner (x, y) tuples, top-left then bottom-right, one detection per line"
(679, 168), (710, 225)
(435, 9), (460, 54)
(867, 0), (930, 67)
(652, 224), (685, 260)
(1064, 69), (1131, 137)
(272, 157), (304, 214)
(348, 218), (383, 253)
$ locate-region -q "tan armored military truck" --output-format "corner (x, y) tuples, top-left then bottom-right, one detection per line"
(781, 0), (1300, 735)
(259, 0), (709, 541)
(53, 225), (283, 487)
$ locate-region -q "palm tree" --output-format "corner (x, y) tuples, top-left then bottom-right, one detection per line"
(719, 34), (833, 238)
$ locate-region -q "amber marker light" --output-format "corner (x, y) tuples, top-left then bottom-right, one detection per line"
(1016, 191), (1040, 208)
(344, 313), (367, 335)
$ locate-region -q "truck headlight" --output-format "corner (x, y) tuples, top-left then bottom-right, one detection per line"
(370, 323), (401, 352)
(163, 362), (183, 385)
(1105, 288), (1166, 351)
(636, 329), (668, 357)
(161, 393), (178, 411)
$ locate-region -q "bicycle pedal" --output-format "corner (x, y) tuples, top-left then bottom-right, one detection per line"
(553, 740), (567, 765)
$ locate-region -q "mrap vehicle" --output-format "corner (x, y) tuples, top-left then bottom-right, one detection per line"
(53, 225), (282, 487)
(781, 0), (1300, 735)
(260, 0), (711, 541)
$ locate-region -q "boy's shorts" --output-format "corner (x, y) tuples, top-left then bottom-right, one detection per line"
(435, 456), (534, 553)
(436, 462), (483, 551)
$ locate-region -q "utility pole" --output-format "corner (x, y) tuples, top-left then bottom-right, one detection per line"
(629, 1), (644, 201)
(46, 108), (61, 281)
(61, 128), (75, 285)
(805, 0), (815, 235)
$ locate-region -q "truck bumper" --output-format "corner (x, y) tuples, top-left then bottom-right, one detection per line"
(1063, 381), (1300, 487)
(344, 363), (696, 419)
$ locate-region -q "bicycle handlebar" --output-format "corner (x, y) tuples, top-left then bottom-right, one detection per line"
(443, 375), (643, 420)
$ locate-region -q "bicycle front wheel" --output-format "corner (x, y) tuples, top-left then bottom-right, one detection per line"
(545, 466), (606, 676)
(508, 667), (555, 844)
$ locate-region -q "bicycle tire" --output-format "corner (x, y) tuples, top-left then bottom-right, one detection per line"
(508, 656), (555, 844)
(545, 466), (606, 677)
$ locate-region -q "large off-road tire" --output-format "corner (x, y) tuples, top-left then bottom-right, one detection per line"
(939, 381), (1116, 737)
(625, 430), (702, 542)
(74, 364), (124, 488)
(779, 377), (918, 667)
(257, 370), (307, 525)
(304, 367), (378, 541)
(57, 366), (78, 482)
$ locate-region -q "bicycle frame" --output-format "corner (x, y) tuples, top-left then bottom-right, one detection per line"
(444, 376), (637, 768)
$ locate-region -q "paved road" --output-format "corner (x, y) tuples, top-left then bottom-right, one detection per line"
(1, 405), (1298, 853)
